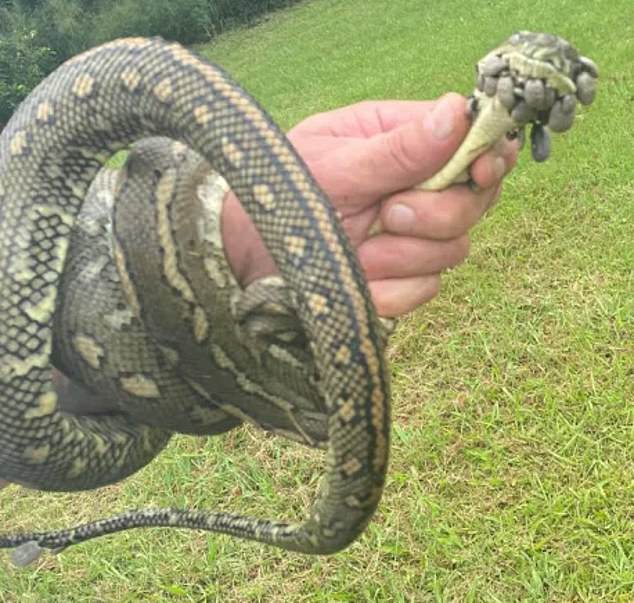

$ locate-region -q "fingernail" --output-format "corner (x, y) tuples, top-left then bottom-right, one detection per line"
(426, 99), (455, 140)
(494, 156), (506, 180)
(386, 204), (415, 232)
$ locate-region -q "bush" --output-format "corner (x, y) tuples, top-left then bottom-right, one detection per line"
(93, 0), (210, 46)
(0, 0), (302, 125)
(93, 0), (300, 46)
(206, 0), (301, 35)
(0, 17), (55, 124)
(30, 0), (91, 59)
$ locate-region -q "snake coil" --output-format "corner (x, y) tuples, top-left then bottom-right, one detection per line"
(0, 32), (596, 565)
(0, 37), (390, 560)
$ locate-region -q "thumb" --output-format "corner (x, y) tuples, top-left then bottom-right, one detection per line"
(311, 93), (470, 210)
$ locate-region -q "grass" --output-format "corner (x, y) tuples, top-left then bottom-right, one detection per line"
(1, 0), (633, 600)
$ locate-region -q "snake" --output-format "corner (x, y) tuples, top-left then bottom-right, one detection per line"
(0, 32), (597, 566)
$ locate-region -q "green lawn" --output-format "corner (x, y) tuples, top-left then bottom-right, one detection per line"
(1, 0), (633, 600)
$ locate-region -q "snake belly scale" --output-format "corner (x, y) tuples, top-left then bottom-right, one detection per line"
(0, 38), (390, 554)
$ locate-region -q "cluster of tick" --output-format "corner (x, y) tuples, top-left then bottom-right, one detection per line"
(470, 33), (598, 162)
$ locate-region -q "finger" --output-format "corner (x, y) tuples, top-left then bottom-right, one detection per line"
(293, 99), (437, 138)
(498, 135), (521, 168)
(470, 149), (507, 190)
(380, 183), (499, 240)
(304, 93), (472, 210)
(487, 181), (504, 211)
(358, 233), (470, 281)
(222, 192), (277, 286)
(470, 137), (519, 188)
(369, 274), (441, 317)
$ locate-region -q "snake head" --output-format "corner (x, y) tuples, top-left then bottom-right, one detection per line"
(471, 31), (598, 161)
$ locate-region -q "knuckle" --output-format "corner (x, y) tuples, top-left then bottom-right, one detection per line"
(446, 235), (470, 267)
(425, 274), (442, 300)
(432, 200), (465, 239)
(386, 129), (419, 176)
(455, 235), (471, 263)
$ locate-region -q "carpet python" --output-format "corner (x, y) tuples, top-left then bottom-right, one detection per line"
(0, 32), (596, 566)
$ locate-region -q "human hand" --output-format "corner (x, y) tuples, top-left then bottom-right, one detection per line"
(222, 93), (518, 317)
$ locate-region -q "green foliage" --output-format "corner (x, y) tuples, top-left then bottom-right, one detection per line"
(30, 0), (90, 59)
(206, 0), (300, 34)
(92, 0), (211, 46)
(0, 0), (301, 125)
(0, 12), (55, 123)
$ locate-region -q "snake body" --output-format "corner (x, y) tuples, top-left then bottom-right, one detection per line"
(54, 138), (328, 445)
(0, 37), (390, 556)
(0, 32), (596, 565)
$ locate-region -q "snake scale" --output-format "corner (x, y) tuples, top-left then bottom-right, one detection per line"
(0, 32), (596, 565)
